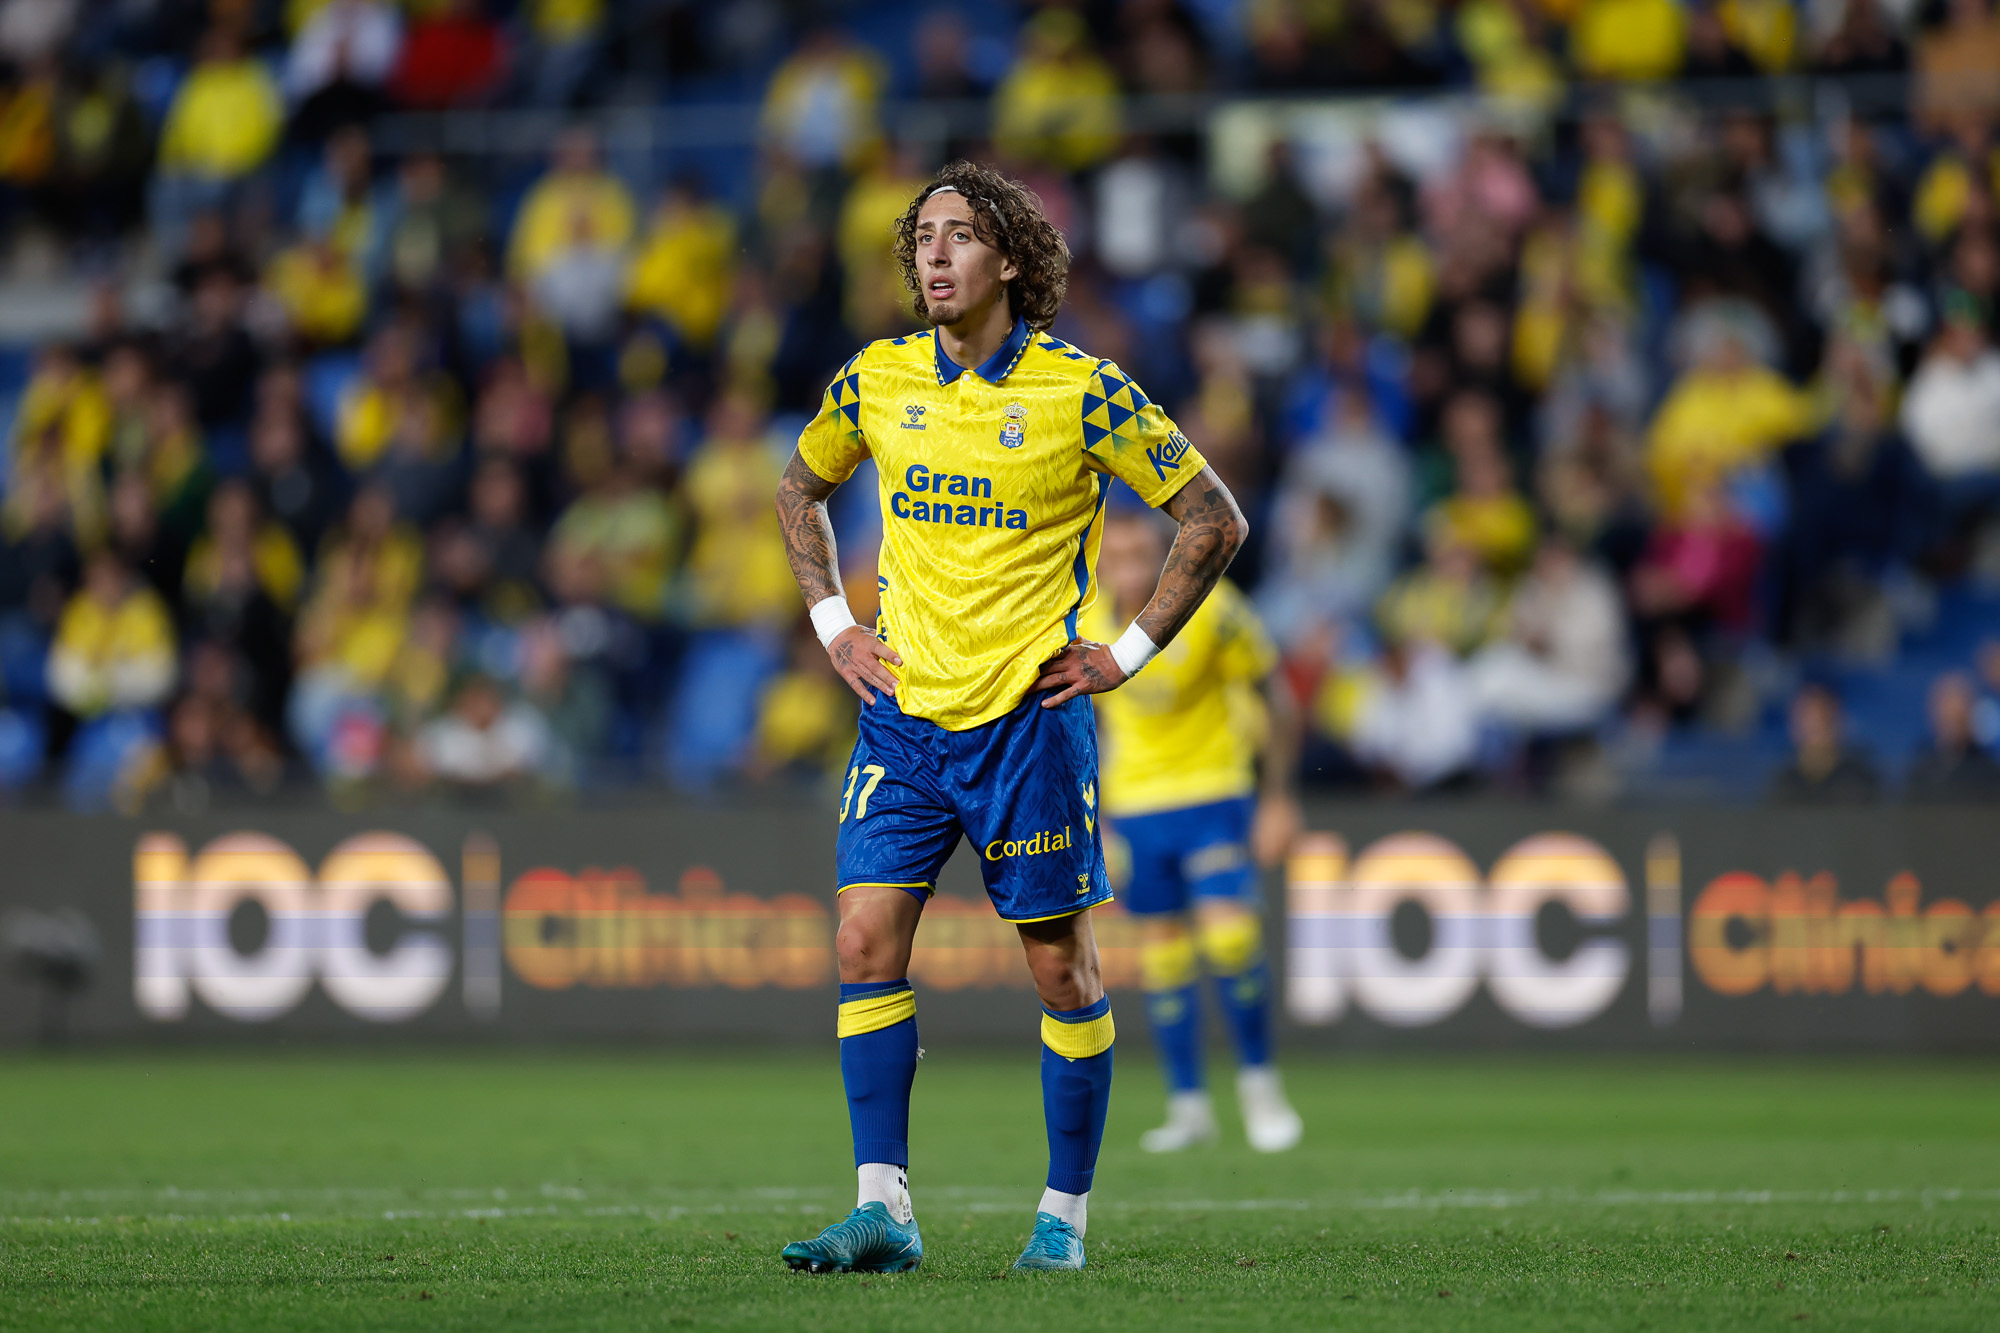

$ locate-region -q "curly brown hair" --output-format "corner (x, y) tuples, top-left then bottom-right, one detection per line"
(892, 160), (1071, 331)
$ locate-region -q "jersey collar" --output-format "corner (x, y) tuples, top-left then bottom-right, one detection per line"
(934, 316), (1032, 386)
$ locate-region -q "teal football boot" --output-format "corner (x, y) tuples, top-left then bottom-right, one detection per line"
(782, 1202), (923, 1274)
(1012, 1212), (1086, 1270)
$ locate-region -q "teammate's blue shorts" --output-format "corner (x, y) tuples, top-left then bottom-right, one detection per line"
(835, 691), (1112, 923)
(1114, 796), (1258, 917)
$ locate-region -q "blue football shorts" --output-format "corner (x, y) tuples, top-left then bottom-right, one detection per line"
(834, 691), (1112, 923)
(1112, 795), (1259, 917)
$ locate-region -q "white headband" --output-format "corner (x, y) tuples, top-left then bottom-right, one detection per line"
(921, 183), (1007, 243)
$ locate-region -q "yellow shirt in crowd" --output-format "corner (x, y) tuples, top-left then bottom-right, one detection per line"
(159, 58), (283, 179)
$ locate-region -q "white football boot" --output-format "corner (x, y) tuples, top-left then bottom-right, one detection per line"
(1237, 1066), (1303, 1153)
(1139, 1089), (1218, 1153)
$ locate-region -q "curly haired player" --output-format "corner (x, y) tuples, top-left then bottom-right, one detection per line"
(774, 160), (1248, 1274)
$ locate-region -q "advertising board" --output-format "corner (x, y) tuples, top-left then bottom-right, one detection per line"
(1, 804), (1995, 1049)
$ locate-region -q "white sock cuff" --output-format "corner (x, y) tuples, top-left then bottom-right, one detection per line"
(1037, 1186), (1088, 1236)
(857, 1162), (912, 1224)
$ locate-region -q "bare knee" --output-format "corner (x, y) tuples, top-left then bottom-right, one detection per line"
(836, 917), (896, 983)
(1020, 917), (1103, 1011)
(833, 886), (921, 983)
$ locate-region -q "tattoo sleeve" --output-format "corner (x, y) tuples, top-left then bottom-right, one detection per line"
(775, 450), (844, 607)
(1137, 465), (1249, 649)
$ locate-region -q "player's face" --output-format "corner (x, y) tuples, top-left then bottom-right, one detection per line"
(1098, 519), (1164, 615)
(914, 194), (1018, 328)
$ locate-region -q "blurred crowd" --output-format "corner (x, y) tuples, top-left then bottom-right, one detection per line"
(1, 0), (1999, 808)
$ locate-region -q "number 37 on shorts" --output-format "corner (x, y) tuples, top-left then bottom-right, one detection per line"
(831, 694), (1114, 924)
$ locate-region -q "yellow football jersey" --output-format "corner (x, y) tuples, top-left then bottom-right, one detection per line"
(796, 319), (1206, 730)
(1079, 578), (1276, 817)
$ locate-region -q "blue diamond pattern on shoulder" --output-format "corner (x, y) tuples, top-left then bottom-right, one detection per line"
(1105, 400), (1135, 431)
(1081, 420), (1111, 449)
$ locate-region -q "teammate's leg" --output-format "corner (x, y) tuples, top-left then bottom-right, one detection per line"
(1185, 797), (1300, 1152)
(1015, 909), (1112, 1268)
(1193, 897), (1301, 1152)
(1115, 810), (1214, 1150)
(1137, 912), (1216, 1151)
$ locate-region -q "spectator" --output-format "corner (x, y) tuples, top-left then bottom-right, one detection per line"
(1628, 476), (1761, 717)
(285, 0), (402, 141)
(249, 386), (341, 559)
(1348, 639), (1481, 791)
(629, 179), (739, 354)
(1424, 393), (1537, 576)
(464, 457), (543, 619)
(748, 629), (853, 784)
(151, 27), (283, 257)
(506, 127), (635, 287)
(546, 422), (680, 625)
(759, 29), (886, 176)
(1769, 683), (1882, 802)
(1916, 0), (2000, 132)
(520, 0), (608, 109)
(1571, 0), (1686, 80)
(518, 615), (608, 781)
(1258, 385), (1410, 645)
(1900, 292), (2000, 484)
(1647, 305), (1812, 516)
(664, 392), (795, 787)
(1470, 537), (1631, 735)
(1907, 672), (2000, 802)
(47, 549), (176, 723)
(413, 673), (554, 791)
(46, 60), (152, 244)
(992, 8), (1121, 173)
(1777, 346), (1935, 653)
(377, 152), (486, 299)
(1377, 527), (1504, 657)
(336, 322), (460, 475)
(389, 0), (507, 111)
(680, 393), (793, 631)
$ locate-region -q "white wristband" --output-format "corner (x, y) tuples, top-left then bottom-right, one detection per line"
(809, 595), (859, 649)
(1109, 622), (1160, 678)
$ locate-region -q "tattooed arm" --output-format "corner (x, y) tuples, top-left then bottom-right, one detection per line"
(1036, 465), (1248, 707)
(775, 449), (903, 705)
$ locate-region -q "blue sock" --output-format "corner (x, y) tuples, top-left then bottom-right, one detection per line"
(1141, 932), (1205, 1094)
(1039, 996), (1115, 1195)
(1211, 957), (1273, 1068)
(839, 980), (918, 1168)
(1146, 982), (1204, 1093)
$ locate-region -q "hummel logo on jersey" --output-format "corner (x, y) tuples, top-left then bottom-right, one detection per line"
(1146, 429), (1192, 481)
(1077, 874), (1091, 896)
(903, 404), (927, 430)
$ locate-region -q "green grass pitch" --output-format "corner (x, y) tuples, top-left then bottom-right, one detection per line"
(2, 1050), (1997, 1330)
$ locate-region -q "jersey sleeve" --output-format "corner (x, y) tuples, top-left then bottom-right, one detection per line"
(1212, 582), (1278, 683)
(794, 351), (870, 484)
(1080, 360), (1207, 507)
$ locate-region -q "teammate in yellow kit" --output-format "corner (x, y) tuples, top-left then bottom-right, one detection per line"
(1081, 509), (1304, 1152)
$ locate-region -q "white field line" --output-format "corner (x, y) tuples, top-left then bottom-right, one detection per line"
(4, 1185), (1998, 1226)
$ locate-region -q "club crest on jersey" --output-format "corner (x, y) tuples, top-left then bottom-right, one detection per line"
(999, 402), (1027, 448)
(903, 404), (927, 430)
